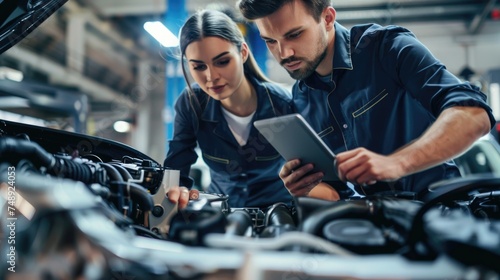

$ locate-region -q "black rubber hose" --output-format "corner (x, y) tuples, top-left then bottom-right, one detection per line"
(225, 210), (253, 236)
(110, 163), (133, 180)
(0, 137), (55, 168)
(265, 203), (296, 227)
(99, 162), (124, 182)
(300, 200), (376, 236)
(109, 181), (154, 211)
(51, 156), (96, 184)
(0, 137), (97, 184)
(407, 174), (500, 259)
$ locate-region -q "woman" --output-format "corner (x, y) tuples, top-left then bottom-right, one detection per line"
(164, 9), (295, 209)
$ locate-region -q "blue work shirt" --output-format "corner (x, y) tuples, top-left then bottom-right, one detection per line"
(164, 76), (294, 208)
(293, 23), (495, 198)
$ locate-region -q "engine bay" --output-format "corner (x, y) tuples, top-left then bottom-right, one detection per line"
(1, 119), (500, 279)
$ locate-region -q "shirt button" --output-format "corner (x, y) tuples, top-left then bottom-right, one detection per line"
(343, 124), (348, 129)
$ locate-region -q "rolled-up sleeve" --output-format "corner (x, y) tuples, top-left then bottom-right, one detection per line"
(380, 27), (495, 128)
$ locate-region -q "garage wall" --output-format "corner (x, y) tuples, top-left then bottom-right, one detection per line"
(267, 20), (500, 87)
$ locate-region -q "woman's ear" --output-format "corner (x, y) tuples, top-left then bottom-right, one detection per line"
(241, 42), (249, 63)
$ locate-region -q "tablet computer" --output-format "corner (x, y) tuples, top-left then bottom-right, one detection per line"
(254, 113), (340, 182)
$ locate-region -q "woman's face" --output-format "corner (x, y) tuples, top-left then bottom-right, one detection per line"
(185, 36), (248, 100)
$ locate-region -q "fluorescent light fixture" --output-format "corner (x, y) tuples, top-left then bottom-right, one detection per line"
(143, 21), (179, 48)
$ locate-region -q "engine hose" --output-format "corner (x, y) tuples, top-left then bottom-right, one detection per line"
(51, 156), (96, 185)
(0, 137), (55, 168)
(0, 137), (98, 185)
(110, 163), (133, 180)
(265, 203), (296, 227)
(407, 174), (500, 259)
(300, 200), (377, 236)
(101, 163), (128, 211)
(99, 162), (124, 182)
(109, 181), (154, 212)
(225, 210), (253, 236)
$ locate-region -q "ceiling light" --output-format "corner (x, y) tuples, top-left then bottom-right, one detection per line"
(143, 21), (179, 48)
(113, 121), (131, 133)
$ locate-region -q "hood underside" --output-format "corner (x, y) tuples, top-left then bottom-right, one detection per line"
(0, 0), (68, 54)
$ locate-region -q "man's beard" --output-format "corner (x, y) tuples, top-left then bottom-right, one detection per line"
(282, 47), (328, 80)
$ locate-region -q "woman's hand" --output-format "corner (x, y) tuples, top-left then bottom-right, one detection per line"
(167, 186), (200, 209)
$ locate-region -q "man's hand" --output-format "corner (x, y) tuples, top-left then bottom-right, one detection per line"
(308, 182), (340, 201)
(335, 147), (404, 185)
(167, 186), (200, 209)
(279, 159), (325, 196)
(334, 107), (492, 186)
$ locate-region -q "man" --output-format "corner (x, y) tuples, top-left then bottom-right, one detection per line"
(239, 0), (495, 200)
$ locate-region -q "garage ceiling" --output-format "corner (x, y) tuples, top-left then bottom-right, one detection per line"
(85, 0), (500, 38)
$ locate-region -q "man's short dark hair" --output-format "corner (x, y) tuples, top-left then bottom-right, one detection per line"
(238, 0), (331, 22)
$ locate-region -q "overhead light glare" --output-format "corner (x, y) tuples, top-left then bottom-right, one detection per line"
(143, 21), (179, 48)
(113, 121), (131, 133)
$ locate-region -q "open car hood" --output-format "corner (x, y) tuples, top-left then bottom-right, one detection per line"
(0, 118), (160, 165)
(0, 0), (68, 54)
(1, 1), (500, 279)
(0, 0), (161, 166)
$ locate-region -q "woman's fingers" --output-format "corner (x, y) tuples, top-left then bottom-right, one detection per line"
(178, 187), (190, 208)
(167, 186), (197, 209)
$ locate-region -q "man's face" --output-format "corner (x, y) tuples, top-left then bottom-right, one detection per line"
(254, 1), (329, 80)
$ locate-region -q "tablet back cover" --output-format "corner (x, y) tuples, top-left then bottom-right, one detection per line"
(254, 114), (339, 181)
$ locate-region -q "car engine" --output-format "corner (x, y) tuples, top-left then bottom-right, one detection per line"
(1, 119), (499, 280)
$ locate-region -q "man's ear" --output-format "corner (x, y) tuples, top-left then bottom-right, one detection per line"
(241, 42), (250, 62)
(324, 6), (336, 31)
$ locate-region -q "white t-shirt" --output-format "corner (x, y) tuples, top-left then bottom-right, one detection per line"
(221, 107), (256, 146)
